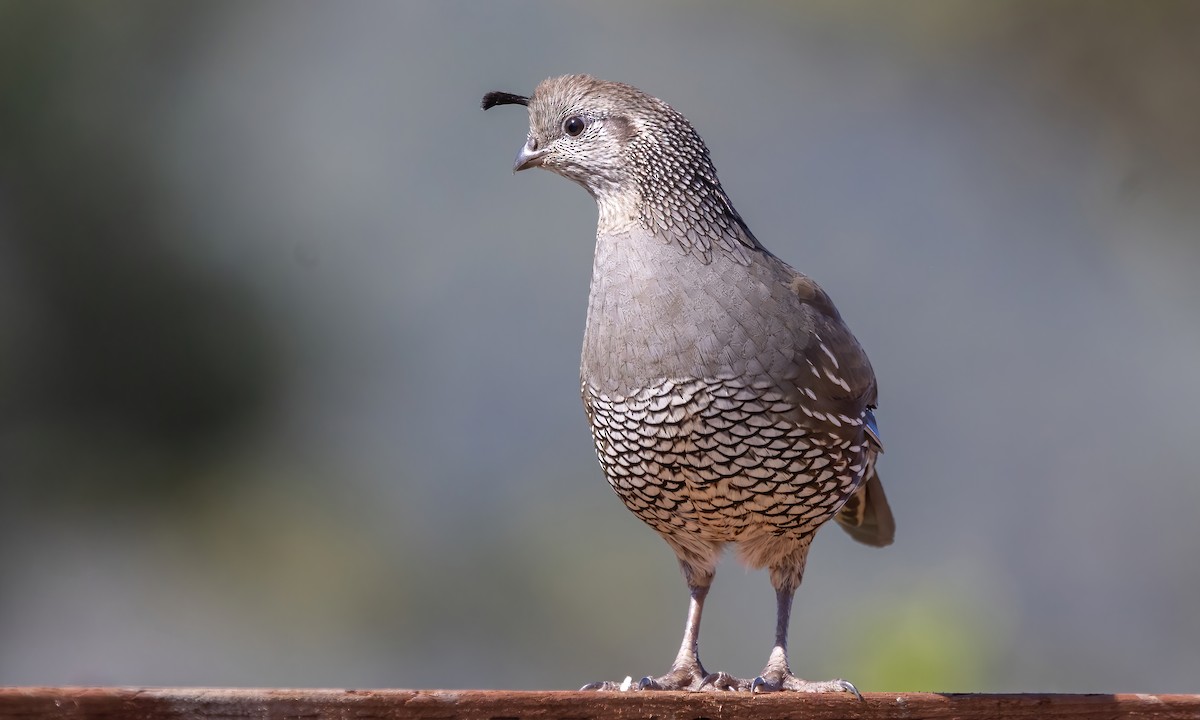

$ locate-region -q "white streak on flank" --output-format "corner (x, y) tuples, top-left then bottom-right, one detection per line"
(824, 368), (852, 392)
(820, 343), (840, 370)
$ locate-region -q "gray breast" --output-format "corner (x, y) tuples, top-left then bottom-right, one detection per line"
(581, 229), (805, 392)
(580, 228), (875, 545)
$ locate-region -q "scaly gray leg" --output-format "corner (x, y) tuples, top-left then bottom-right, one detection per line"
(582, 572), (716, 691)
(745, 586), (861, 698)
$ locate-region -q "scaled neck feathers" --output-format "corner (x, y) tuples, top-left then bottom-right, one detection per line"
(597, 104), (761, 267)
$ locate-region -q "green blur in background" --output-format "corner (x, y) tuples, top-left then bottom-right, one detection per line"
(1, 1), (1198, 692)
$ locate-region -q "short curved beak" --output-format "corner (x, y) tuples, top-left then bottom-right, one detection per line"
(513, 137), (544, 173)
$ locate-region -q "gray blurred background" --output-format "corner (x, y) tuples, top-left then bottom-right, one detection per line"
(1, 0), (1198, 693)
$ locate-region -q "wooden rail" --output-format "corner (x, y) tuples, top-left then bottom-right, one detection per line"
(1, 688), (1197, 720)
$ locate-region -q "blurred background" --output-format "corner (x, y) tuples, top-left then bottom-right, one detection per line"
(1, 0), (1198, 693)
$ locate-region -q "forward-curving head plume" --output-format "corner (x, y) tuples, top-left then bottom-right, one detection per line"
(481, 91), (529, 110)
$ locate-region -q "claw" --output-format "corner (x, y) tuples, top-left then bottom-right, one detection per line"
(835, 679), (864, 701)
(637, 676), (659, 690)
(750, 676), (768, 693)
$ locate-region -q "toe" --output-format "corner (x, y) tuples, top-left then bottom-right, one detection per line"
(699, 672), (743, 691)
(778, 675), (863, 699)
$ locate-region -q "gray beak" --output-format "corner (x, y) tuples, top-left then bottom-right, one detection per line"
(513, 137), (544, 172)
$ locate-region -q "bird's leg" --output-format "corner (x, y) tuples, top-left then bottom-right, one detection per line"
(749, 584), (862, 698)
(581, 569), (715, 692)
(637, 572), (712, 691)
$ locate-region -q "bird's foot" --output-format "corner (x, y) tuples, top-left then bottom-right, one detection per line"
(581, 660), (710, 692)
(693, 670), (860, 696)
(581, 668), (859, 697)
(747, 668), (862, 699)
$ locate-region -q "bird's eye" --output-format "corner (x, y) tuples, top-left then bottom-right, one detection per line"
(563, 116), (586, 137)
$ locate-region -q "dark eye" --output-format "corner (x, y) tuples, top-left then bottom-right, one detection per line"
(563, 116), (586, 137)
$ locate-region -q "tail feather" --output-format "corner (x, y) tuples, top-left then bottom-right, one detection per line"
(835, 469), (894, 547)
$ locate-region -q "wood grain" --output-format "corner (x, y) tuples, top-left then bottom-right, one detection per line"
(1, 688), (1197, 720)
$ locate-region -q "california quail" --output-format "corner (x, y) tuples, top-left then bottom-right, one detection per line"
(483, 75), (894, 695)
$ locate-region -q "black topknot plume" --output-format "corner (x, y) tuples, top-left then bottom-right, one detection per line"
(481, 91), (529, 110)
